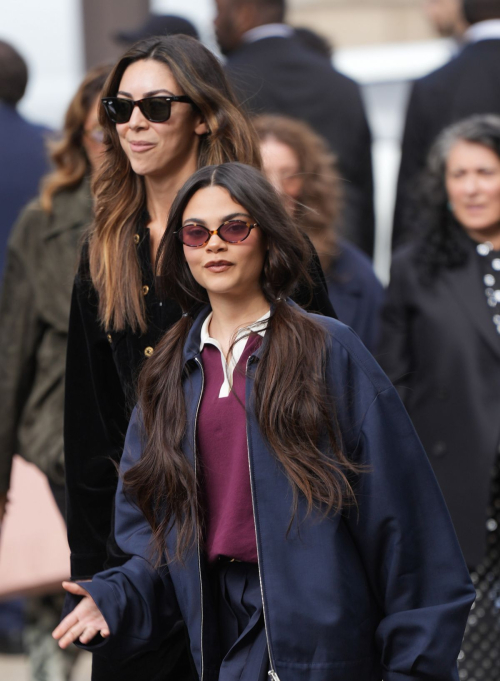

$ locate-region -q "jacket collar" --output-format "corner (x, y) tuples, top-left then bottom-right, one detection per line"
(182, 298), (302, 365)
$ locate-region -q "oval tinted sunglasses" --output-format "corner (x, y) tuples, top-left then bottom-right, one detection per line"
(175, 220), (258, 248)
(101, 95), (194, 124)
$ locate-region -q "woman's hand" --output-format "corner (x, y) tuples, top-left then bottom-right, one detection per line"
(52, 581), (110, 649)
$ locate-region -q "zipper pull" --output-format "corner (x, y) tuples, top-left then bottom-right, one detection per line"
(268, 672), (280, 681)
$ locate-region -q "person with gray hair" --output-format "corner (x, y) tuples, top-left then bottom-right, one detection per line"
(378, 114), (500, 678)
(0, 40), (49, 279)
(393, 0), (500, 249)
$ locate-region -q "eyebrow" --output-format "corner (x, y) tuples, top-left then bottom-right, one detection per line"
(183, 212), (252, 226)
(117, 88), (177, 98)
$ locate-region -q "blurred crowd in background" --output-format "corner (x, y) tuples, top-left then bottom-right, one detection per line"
(0, 0), (500, 680)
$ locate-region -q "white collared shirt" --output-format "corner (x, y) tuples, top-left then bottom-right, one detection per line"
(199, 310), (270, 398)
(242, 23), (294, 44)
(465, 19), (500, 43)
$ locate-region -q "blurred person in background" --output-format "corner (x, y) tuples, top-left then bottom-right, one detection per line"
(114, 12), (199, 44)
(63, 35), (334, 681)
(0, 40), (50, 279)
(378, 114), (500, 678)
(393, 0), (500, 248)
(0, 64), (110, 681)
(214, 0), (375, 258)
(423, 0), (469, 41)
(255, 115), (384, 352)
(293, 27), (333, 59)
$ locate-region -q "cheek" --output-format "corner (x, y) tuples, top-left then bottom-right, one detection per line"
(486, 180), (500, 202)
(117, 127), (130, 153)
(245, 239), (267, 274)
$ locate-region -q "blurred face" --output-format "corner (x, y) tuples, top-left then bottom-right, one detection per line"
(260, 136), (303, 217)
(423, 0), (467, 38)
(181, 185), (267, 300)
(115, 59), (207, 178)
(214, 0), (245, 55)
(446, 140), (500, 240)
(82, 96), (105, 173)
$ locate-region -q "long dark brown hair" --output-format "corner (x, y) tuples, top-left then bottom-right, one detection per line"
(40, 64), (111, 213)
(123, 162), (359, 564)
(88, 35), (261, 334)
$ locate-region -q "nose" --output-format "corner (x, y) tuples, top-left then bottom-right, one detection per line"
(462, 173), (480, 195)
(128, 103), (148, 130)
(206, 233), (227, 251)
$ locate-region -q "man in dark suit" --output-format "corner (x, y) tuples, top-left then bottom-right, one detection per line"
(0, 40), (50, 280)
(393, 0), (500, 248)
(214, 0), (375, 257)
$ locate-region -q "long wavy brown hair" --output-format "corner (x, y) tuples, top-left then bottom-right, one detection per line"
(253, 114), (342, 249)
(39, 65), (111, 213)
(123, 163), (360, 564)
(88, 35), (262, 334)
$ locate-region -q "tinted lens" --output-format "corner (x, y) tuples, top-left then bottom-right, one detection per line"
(102, 98), (132, 123)
(219, 221), (251, 242)
(140, 98), (172, 122)
(179, 225), (210, 247)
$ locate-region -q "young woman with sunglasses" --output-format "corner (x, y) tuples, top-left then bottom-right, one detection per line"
(55, 162), (474, 681)
(63, 35), (335, 681)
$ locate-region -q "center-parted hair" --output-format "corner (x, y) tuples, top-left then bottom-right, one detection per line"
(123, 162), (359, 564)
(88, 35), (261, 334)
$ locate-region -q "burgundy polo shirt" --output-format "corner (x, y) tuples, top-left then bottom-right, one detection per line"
(197, 324), (265, 564)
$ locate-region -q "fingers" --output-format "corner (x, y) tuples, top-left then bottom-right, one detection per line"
(52, 611), (79, 640)
(52, 585), (111, 649)
(78, 626), (99, 645)
(57, 620), (88, 649)
(62, 581), (88, 596)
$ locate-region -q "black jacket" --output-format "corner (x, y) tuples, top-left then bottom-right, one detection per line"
(225, 36), (375, 257)
(326, 238), (384, 353)
(393, 39), (500, 248)
(376, 241), (500, 567)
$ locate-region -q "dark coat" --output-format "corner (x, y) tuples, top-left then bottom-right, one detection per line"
(393, 39), (500, 248)
(224, 36), (375, 257)
(0, 180), (92, 494)
(63, 226), (336, 680)
(376, 242), (500, 567)
(326, 238), (384, 352)
(0, 103), (50, 278)
(73, 303), (474, 681)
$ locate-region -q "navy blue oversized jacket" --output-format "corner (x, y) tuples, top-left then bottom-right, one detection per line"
(77, 304), (474, 681)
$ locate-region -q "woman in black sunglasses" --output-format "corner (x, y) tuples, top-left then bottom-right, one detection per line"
(63, 34), (335, 681)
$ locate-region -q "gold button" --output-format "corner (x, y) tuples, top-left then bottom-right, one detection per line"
(142, 285), (149, 296)
(133, 234), (140, 245)
(107, 334), (112, 343)
(144, 346), (154, 358)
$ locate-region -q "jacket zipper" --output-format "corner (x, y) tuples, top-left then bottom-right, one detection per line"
(246, 356), (281, 681)
(193, 357), (205, 681)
